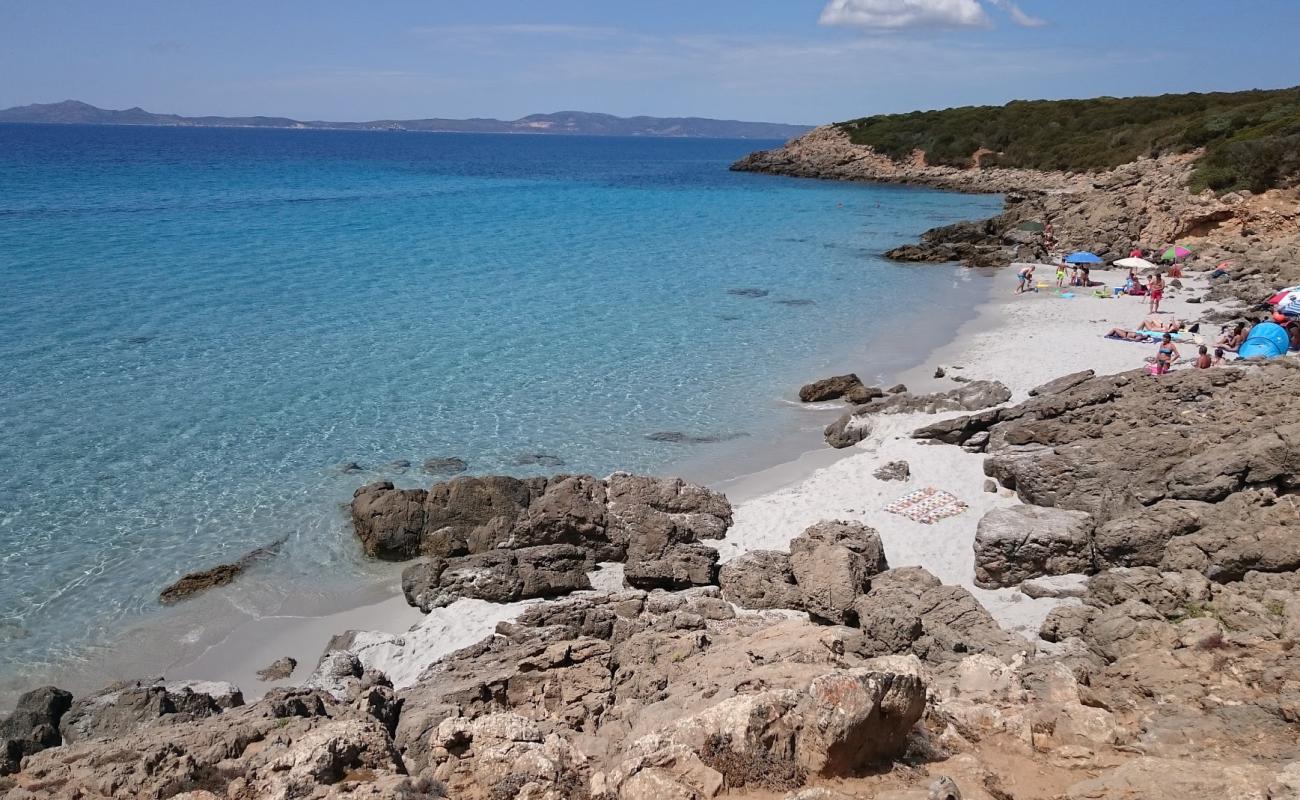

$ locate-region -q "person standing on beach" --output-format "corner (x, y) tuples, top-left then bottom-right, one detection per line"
(1154, 333), (1179, 374)
(1148, 272), (1165, 314)
(1015, 264), (1035, 294)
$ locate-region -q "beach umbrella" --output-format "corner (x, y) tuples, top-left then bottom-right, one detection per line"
(1161, 246), (1192, 262)
(1272, 289), (1300, 317)
(1114, 257), (1157, 269)
(1065, 251), (1103, 264)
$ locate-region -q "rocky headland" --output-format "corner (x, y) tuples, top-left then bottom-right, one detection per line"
(5, 122), (1300, 800)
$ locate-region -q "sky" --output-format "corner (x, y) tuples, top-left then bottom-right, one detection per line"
(1, 0), (1297, 124)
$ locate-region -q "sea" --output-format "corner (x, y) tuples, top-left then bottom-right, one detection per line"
(0, 123), (1002, 693)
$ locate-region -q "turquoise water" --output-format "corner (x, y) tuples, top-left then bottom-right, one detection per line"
(0, 124), (1001, 681)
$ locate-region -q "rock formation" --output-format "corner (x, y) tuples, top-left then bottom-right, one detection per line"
(825, 381), (1011, 448)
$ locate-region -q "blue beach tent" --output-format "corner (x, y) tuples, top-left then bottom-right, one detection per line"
(1237, 322), (1291, 359)
(1064, 251), (1104, 264)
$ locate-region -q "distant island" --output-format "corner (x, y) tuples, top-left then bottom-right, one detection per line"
(0, 100), (812, 140)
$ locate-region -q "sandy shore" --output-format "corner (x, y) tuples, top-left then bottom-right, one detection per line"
(161, 262), (1223, 697)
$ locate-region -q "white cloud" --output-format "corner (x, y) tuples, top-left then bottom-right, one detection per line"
(987, 0), (1048, 27)
(819, 0), (1047, 29)
(819, 0), (991, 30)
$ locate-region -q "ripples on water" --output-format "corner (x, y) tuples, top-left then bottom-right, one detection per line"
(0, 123), (1002, 680)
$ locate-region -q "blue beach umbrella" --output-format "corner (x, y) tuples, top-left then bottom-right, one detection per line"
(1064, 251), (1103, 264)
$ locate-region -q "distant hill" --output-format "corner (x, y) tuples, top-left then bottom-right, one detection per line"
(833, 86), (1300, 194)
(0, 100), (812, 140)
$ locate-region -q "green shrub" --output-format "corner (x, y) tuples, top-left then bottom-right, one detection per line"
(835, 86), (1300, 193)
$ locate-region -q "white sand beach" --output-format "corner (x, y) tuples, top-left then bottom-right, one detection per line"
(161, 263), (1226, 695)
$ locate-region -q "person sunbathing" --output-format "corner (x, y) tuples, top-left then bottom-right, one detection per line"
(1217, 322), (1247, 351)
(1105, 328), (1157, 342)
(1139, 318), (1183, 333)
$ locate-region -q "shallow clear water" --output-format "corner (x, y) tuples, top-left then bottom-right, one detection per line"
(0, 124), (1001, 680)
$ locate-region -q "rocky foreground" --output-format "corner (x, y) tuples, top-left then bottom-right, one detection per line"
(6, 359), (1300, 798)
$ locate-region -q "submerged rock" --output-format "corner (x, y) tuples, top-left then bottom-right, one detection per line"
(158, 537), (286, 604)
(514, 453), (566, 468)
(645, 431), (747, 444)
(727, 287), (769, 298)
(421, 456), (467, 475)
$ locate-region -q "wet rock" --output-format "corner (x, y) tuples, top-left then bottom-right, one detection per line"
(256, 656), (298, 681)
(799, 373), (867, 403)
(339, 461), (365, 474)
(421, 456), (467, 475)
(719, 550), (803, 610)
(934, 367), (946, 378)
(158, 537), (286, 604)
(874, 460), (911, 481)
(385, 458), (411, 474)
(973, 505), (1096, 588)
(1, 686), (73, 775)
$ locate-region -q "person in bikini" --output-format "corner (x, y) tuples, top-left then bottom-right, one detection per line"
(1153, 333), (1180, 374)
(1217, 321), (1247, 351)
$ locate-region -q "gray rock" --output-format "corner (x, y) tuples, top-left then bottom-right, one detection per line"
(59, 678), (243, 744)
(983, 479), (998, 493)
(887, 383), (908, 394)
(973, 505), (1096, 588)
(402, 544), (593, 610)
(873, 460), (910, 481)
(719, 550), (803, 610)
(1, 686), (73, 775)
(934, 367), (946, 378)
(1020, 575), (1088, 599)
(930, 776), (963, 800)
(1029, 370), (1096, 397)
(624, 542), (719, 590)
(824, 412), (871, 449)
(256, 656), (298, 681)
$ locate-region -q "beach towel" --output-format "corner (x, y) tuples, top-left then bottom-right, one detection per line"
(884, 487), (969, 524)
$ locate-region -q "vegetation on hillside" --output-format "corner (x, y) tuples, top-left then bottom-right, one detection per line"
(835, 87), (1300, 194)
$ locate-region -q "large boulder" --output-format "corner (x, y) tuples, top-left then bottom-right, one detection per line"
(790, 521), (889, 625)
(719, 550), (804, 611)
(973, 505), (1096, 588)
(794, 670), (927, 776)
(624, 542), (720, 590)
(1, 686), (73, 775)
(825, 413), (872, 449)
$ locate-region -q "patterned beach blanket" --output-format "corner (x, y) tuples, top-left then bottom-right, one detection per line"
(885, 487), (969, 524)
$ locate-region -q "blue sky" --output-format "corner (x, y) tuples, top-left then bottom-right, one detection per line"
(2, 0), (1296, 124)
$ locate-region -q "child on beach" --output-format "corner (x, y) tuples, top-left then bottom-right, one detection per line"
(1213, 347), (1227, 365)
(1015, 264), (1035, 294)
(1056, 263), (1066, 287)
(1195, 345), (1212, 369)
